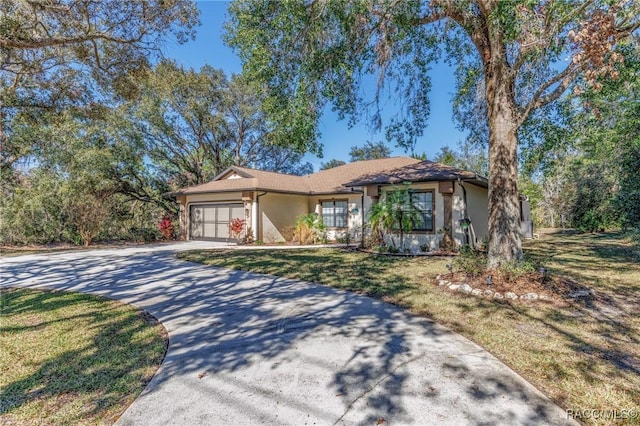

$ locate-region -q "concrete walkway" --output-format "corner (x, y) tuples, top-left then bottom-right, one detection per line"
(2, 242), (574, 425)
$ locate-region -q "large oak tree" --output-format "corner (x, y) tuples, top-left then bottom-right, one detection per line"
(226, 0), (639, 266)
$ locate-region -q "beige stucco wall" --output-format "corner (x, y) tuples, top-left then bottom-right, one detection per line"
(308, 194), (364, 241)
(259, 193), (309, 243)
(463, 183), (489, 245)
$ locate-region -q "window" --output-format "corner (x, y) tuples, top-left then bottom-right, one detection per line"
(321, 200), (348, 228)
(410, 191), (434, 231)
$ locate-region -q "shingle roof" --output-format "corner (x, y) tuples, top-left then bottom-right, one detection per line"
(306, 157), (420, 193)
(345, 160), (488, 188)
(175, 157), (485, 196)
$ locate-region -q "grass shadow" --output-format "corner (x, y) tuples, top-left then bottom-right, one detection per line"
(0, 288), (167, 424)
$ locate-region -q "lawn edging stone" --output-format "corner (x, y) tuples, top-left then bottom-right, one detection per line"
(435, 275), (554, 302)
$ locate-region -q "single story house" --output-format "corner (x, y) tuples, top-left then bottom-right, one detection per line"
(173, 157), (532, 249)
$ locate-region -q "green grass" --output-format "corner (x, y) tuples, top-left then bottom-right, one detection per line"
(179, 231), (640, 425)
(0, 288), (167, 425)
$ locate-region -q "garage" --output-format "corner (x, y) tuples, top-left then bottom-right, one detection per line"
(189, 203), (244, 241)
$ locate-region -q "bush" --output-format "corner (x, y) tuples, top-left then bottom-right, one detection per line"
(158, 215), (175, 240)
(279, 225), (295, 243)
(228, 217), (245, 242)
(294, 213), (327, 244)
(241, 227), (255, 245)
(453, 246), (486, 277)
(336, 231), (353, 245)
(129, 227), (159, 242)
(496, 257), (539, 282)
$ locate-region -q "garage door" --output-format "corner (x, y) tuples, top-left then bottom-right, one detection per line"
(189, 204), (244, 241)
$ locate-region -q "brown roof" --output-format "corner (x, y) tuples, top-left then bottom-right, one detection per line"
(178, 167), (309, 195)
(345, 160), (488, 188)
(306, 157), (420, 193)
(176, 157), (474, 196)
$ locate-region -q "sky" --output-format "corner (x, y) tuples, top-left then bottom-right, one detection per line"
(162, 1), (467, 171)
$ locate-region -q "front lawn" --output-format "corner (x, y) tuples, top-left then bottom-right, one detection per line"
(0, 288), (167, 425)
(179, 230), (640, 425)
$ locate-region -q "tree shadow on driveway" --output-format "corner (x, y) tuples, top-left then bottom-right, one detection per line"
(2, 249), (574, 425)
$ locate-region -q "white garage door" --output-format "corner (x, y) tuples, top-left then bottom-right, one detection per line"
(189, 204), (244, 241)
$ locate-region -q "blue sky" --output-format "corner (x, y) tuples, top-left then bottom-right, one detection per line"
(163, 1), (467, 171)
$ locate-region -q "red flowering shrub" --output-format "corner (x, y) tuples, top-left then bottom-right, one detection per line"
(229, 217), (245, 241)
(158, 215), (174, 240)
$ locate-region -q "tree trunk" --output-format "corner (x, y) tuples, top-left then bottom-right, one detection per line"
(486, 65), (523, 268)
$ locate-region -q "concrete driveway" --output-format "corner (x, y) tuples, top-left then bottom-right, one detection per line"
(2, 242), (573, 425)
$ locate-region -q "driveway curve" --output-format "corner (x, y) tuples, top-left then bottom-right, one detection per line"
(2, 242), (574, 425)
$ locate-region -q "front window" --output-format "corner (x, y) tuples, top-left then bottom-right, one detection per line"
(410, 191), (434, 231)
(322, 200), (348, 228)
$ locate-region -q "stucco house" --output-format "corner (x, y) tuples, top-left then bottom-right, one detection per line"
(173, 156), (524, 250)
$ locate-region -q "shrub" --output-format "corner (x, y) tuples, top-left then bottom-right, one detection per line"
(158, 215), (174, 240)
(129, 227), (159, 242)
(241, 227), (255, 245)
(453, 246), (486, 277)
(294, 213), (327, 244)
(336, 230), (353, 245)
(228, 217), (245, 241)
(279, 225), (295, 242)
(496, 257), (539, 282)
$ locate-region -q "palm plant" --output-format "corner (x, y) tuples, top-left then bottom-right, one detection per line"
(367, 185), (422, 251)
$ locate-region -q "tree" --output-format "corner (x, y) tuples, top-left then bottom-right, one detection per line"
(349, 141), (391, 161)
(433, 146), (457, 166)
(221, 74), (314, 175)
(523, 39), (640, 231)
(227, 0), (640, 267)
(131, 60), (314, 189)
(0, 0), (199, 184)
(433, 141), (488, 176)
(319, 159), (347, 170)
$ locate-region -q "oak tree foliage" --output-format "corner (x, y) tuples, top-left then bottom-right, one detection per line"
(1, 0), (200, 183)
(226, 0), (640, 266)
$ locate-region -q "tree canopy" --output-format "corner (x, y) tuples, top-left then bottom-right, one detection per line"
(521, 38), (640, 232)
(227, 0), (640, 266)
(349, 141), (391, 161)
(1, 0), (200, 184)
(320, 159), (347, 170)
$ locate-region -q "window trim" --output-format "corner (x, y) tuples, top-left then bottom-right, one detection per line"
(320, 199), (349, 229)
(409, 190), (435, 233)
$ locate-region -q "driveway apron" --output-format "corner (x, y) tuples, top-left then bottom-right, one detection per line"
(2, 243), (574, 425)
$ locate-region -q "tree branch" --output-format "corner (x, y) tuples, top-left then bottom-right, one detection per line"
(517, 62), (579, 127)
(0, 32), (145, 50)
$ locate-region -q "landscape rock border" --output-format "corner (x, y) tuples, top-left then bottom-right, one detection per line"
(435, 275), (554, 302)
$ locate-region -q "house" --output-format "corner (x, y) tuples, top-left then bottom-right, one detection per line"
(173, 156), (514, 250)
